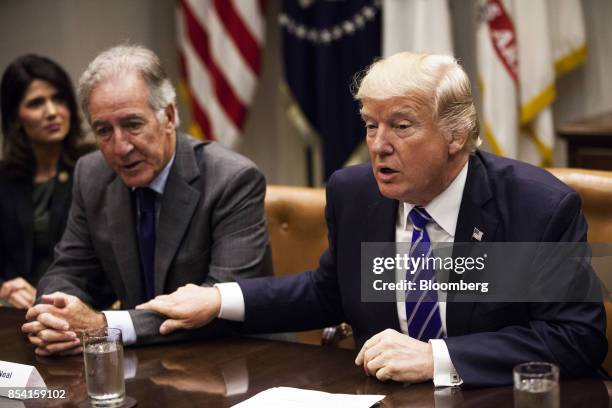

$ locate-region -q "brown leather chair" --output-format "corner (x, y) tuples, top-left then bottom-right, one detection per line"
(265, 186), (327, 281)
(265, 185), (354, 348)
(547, 168), (612, 242)
(548, 168), (612, 373)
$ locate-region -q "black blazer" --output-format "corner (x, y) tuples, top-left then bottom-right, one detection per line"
(238, 151), (607, 387)
(0, 148), (93, 286)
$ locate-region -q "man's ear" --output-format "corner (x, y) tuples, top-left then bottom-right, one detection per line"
(163, 103), (177, 130)
(448, 130), (468, 155)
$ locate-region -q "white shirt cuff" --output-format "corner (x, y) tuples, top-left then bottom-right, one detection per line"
(430, 339), (463, 387)
(214, 282), (245, 321)
(102, 310), (137, 346)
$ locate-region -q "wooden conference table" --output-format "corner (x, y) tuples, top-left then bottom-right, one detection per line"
(0, 308), (608, 407)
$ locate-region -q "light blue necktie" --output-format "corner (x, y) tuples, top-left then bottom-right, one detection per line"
(405, 207), (443, 341)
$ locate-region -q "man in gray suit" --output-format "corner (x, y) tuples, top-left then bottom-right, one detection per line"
(21, 44), (271, 355)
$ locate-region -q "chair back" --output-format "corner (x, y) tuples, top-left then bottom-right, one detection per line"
(265, 186), (328, 276)
(265, 185), (328, 345)
(547, 168), (612, 242)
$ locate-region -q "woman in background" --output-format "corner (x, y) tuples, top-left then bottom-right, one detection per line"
(0, 55), (90, 308)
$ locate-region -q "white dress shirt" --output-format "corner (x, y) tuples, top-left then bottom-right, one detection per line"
(217, 161), (469, 387)
(395, 161), (468, 387)
(103, 153), (175, 346)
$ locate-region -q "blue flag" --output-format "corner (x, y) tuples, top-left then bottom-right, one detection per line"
(281, 0), (381, 180)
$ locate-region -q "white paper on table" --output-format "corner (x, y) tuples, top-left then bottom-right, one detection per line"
(232, 387), (385, 408)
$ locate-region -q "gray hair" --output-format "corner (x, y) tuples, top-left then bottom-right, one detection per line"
(78, 44), (180, 127)
(354, 52), (480, 152)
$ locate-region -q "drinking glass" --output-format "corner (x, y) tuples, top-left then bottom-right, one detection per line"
(513, 362), (559, 408)
(83, 327), (125, 407)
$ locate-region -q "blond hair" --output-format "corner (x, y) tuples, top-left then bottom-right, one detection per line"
(354, 52), (480, 151)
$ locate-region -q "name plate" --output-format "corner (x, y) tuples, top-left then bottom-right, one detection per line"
(0, 361), (46, 399)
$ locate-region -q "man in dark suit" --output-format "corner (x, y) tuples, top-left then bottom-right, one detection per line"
(21, 44), (271, 354)
(138, 52), (607, 386)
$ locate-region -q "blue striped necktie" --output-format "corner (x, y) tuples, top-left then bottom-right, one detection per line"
(135, 187), (156, 301)
(405, 207), (443, 341)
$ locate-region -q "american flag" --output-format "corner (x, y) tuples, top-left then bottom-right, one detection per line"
(177, 0), (266, 146)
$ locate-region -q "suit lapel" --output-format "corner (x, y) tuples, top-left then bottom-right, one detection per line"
(363, 184), (401, 332)
(447, 153), (499, 336)
(106, 177), (143, 305)
(364, 191), (397, 244)
(453, 157), (498, 245)
(154, 134), (201, 295)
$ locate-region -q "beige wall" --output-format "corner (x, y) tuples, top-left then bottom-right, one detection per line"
(1, 0), (611, 185)
(0, 0), (179, 96)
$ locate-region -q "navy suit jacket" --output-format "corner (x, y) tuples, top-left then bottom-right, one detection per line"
(239, 151), (607, 386)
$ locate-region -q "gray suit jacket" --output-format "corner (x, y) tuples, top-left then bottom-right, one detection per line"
(37, 133), (271, 344)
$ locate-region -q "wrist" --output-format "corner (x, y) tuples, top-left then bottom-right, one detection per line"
(212, 287), (222, 318)
(96, 312), (108, 329)
(425, 342), (435, 380)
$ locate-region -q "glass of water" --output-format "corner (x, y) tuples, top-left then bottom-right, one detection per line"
(513, 362), (559, 408)
(83, 327), (125, 407)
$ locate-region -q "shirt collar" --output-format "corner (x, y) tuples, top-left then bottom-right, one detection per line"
(141, 152), (176, 195)
(399, 160), (469, 237)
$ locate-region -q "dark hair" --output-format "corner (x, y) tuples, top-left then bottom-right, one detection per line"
(1, 54), (83, 178)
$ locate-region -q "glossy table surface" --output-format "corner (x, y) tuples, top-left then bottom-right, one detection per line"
(0, 308), (609, 407)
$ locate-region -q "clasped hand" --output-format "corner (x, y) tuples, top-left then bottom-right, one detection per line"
(0, 277), (36, 309)
(21, 292), (106, 356)
(355, 329), (434, 383)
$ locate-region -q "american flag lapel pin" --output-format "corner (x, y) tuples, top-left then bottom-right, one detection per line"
(472, 227), (483, 241)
